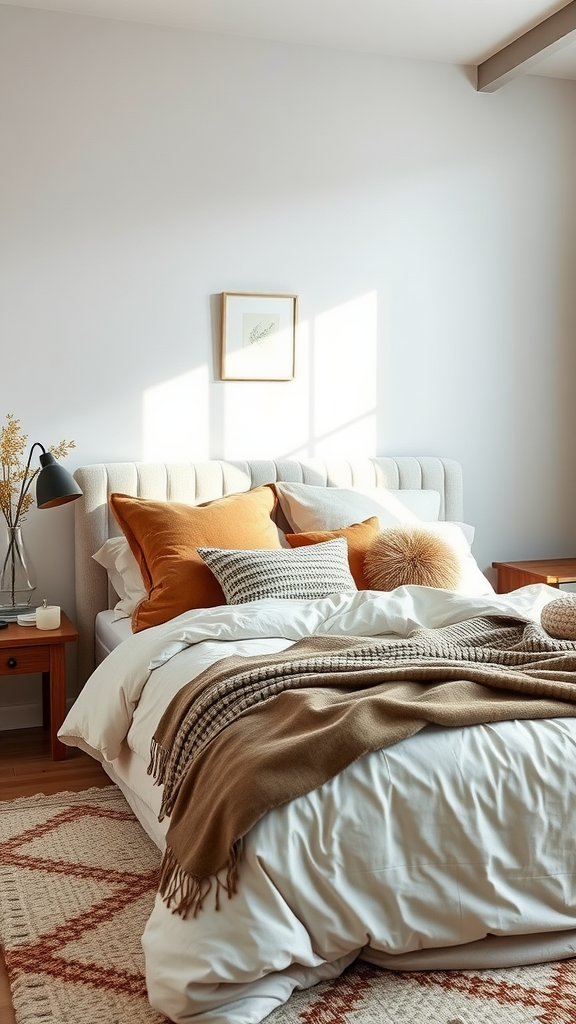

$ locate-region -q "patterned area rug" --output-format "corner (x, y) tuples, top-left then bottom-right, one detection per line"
(1, 786), (576, 1024)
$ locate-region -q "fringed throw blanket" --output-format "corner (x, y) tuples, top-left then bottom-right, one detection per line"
(149, 615), (576, 918)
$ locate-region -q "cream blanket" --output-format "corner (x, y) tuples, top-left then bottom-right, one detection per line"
(149, 614), (576, 917)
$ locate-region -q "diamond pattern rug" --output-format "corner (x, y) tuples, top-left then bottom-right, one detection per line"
(1, 785), (576, 1024)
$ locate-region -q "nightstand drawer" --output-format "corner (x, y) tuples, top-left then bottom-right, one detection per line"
(0, 645), (50, 674)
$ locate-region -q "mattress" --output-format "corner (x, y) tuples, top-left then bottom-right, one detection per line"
(95, 609), (133, 663)
(103, 745), (168, 850)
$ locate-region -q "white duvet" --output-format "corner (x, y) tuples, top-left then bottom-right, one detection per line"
(60, 584), (576, 1024)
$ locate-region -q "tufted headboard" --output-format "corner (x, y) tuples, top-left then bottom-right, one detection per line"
(73, 456), (463, 684)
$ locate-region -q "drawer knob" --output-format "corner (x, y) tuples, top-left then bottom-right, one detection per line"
(7, 657), (17, 668)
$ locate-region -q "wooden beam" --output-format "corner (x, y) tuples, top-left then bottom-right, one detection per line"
(477, 0), (576, 92)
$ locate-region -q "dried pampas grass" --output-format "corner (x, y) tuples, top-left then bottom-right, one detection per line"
(364, 525), (461, 591)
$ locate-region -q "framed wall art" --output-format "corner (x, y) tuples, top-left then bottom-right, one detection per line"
(220, 292), (298, 381)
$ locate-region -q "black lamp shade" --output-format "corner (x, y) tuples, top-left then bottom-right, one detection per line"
(36, 452), (82, 509)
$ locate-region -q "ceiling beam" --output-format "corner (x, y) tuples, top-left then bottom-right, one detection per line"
(477, 0), (576, 92)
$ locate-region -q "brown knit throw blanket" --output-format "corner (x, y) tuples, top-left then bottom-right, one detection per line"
(148, 615), (576, 918)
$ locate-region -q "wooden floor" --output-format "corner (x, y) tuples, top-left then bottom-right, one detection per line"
(0, 727), (113, 1024)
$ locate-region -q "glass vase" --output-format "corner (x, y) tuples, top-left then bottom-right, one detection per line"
(0, 524), (37, 614)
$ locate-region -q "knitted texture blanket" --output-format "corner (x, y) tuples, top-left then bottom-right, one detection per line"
(149, 615), (576, 917)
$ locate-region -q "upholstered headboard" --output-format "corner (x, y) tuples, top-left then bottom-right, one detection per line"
(73, 456), (463, 684)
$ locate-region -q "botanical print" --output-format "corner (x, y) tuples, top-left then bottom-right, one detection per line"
(221, 293), (297, 380)
(243, 313), (280, 348)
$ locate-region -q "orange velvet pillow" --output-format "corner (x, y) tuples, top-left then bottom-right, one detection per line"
(285, 517), (381, 588)
(109, 486), (281, 631)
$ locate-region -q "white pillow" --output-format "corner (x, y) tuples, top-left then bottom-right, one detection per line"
(92, 537), (147, 620)
(197, 538), (357, 604)
(451, 521), (475, 547)
(412, 522), (494, 597)
(274, 482), (440, 533)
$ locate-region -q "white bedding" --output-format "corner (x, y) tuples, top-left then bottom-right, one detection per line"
(60, 584), (576, 1024)
(94, 609), (133, 661)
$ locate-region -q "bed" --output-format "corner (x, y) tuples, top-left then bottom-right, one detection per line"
(59, 456), (576, 1024)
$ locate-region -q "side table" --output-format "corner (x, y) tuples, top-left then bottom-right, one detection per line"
(492, 558), (576, 595)
(0, 611), (78, 760)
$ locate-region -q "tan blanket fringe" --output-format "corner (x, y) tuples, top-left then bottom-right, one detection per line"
(149, 617), (576, 918)
(158, 840), (242, 917)
(148, 738), (169, 819)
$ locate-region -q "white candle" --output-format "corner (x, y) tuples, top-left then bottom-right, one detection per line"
(36, 604), (61, 630)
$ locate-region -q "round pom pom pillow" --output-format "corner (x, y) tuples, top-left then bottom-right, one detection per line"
(364, 525), (461, 591)
(541, 594), (576, 640)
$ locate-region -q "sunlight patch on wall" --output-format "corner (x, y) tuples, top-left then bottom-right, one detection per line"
(312, 291), (377, 457)
(143, 366), (210, 461)
(222, 319), (311, 460)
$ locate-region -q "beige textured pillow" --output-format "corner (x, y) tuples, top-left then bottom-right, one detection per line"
(541, 595), (576, 640)
(364, 525), (461, 591)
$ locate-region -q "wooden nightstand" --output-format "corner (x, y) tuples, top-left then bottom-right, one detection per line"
(0, 611), (78, 761)
(492, 558), (576, 595)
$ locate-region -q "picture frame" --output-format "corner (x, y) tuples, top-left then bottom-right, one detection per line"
(220, 292), (298, 381)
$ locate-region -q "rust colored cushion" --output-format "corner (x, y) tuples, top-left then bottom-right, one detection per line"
(285, 517), (381, 588)
(109, 486), (281, 631)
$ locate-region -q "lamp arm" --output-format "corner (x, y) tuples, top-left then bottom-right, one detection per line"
(12, 442), (47, 526)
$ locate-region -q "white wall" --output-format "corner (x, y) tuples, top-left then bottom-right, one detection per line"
(1, 4), (576, 721)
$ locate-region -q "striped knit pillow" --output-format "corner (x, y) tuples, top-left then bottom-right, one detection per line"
(197, 538), (357, 604)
